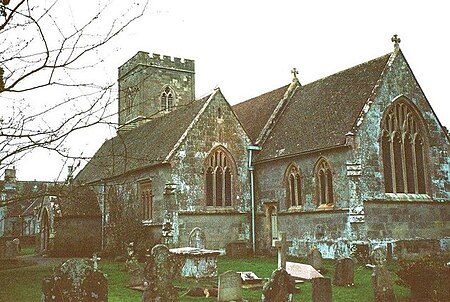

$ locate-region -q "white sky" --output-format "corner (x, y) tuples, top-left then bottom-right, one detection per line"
(13, 0), (450, 181)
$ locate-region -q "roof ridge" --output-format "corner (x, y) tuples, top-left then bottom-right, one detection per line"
(301, 52), (392, 89)
(233, 84), (290, 108)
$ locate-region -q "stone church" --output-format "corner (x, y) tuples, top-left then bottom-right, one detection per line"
(76, 37), (450, 259)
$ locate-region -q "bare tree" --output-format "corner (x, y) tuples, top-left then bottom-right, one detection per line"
(0, 0), (147, 180)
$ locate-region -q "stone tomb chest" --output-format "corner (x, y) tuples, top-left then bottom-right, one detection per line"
(170, 247), (221, 278)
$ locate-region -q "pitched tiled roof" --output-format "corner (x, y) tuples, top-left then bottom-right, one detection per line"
(75, 96), (210, 184)
(256, 53), (392, 161)
(233, 85), (289, 142)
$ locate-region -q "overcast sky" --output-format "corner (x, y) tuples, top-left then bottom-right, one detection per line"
(13, 0), (450, 180)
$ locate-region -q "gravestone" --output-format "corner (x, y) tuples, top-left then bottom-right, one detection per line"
(308, 247), (323, 272)
(333, 257), (354, 286)
(125, 242), (143, 288)
(188, 227), (206, 249)
(142, 244), (178, 302)
(42, 258), (107, 302)
(371, 246), (395, 302)
(218, 270), (242, 302)
(3, 239), (19, 258)
(312, 277), (332, 302)
(262, 268), (296, 302)
(273, 231), (288, 269)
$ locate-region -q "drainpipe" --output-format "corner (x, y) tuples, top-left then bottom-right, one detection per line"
(101, 183), (106, 251)
(247, 145), (261, 254)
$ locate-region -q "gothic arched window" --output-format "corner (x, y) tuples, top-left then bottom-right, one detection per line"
(160, 86), (175, 112)
(315, 158), (334, 206)
(381, 99), (427, 194)
(205, 147), (236, 207)
(285, 164), (302, 208)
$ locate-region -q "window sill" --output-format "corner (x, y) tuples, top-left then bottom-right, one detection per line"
(287, 206), (304, 212)
(317, 203), (335, 210)
(384, 193), (432, 201)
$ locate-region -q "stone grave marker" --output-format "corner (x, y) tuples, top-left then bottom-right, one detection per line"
(142, 244), (178, 302)
(273, 231), (288, 269)
(312, 277), (332, 302)
(125, 242), (143, 288)
(188, 227), (206, 249)
(262, 268), (296, 302)
(218, 270), (242, 302)
(333, 257), (354, 286)
(3, 239), (19, 258)
(371, 246), (395, 301)
(42, 258), (107, 302)
(308, 247), (323, 272)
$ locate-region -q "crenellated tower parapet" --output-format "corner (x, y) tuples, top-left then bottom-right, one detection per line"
(117, 51), (195, 132)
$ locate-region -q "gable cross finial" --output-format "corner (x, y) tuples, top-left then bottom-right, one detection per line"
(391, 34), (401, 49)
(291, 68), (299, 80)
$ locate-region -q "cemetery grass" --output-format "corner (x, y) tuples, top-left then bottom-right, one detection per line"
(0, 255), (410, 302)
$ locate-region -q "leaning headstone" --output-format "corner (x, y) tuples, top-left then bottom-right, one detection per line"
(371, 246), (395, 302)
(262, 268), (296, 302)
(142, 244), (178, 302)
(218, 270), (242, 302)
(308, 247), (324, 272)
(42, 258), (108, 302)
(188, 227), (206, 249)
(312, 277), (332, 302)
(333, 257), (354, 286)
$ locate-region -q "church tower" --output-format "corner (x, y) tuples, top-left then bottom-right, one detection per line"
(117, 51), (195, 131)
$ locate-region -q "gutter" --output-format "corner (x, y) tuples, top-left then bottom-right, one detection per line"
(247, 145), (261, 254)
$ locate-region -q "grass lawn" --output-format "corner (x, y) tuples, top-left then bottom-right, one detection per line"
(0, 255), (410, 301)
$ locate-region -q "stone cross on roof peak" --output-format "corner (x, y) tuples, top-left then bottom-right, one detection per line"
(291, 68), (299, 80)
(391, 34), (401, 49)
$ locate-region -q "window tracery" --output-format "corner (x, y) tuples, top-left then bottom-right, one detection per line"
(381, 99), (427, 194)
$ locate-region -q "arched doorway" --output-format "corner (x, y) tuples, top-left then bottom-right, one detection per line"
(40, 208), (50, 252)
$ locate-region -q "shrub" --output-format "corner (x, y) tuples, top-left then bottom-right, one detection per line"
(396, 254), (450, 301)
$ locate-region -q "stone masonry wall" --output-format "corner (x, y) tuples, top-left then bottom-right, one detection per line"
(170, 90), (252, 248)
(178, 212), (249, 250)
(355, 51), (450, 202)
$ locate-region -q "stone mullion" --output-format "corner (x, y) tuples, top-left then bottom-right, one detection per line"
(412, 134), (419, 193)
(389, 137), (396, 193)
(400, 133), (408, 193)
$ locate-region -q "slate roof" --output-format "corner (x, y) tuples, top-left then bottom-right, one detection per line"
(255, 53), (392, 161)
(76, 95), (211, 183)
(233, 85), (289, 142)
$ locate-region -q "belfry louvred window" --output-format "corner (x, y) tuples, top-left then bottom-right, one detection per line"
(160, 86), (175, 111)
(381, 99), (427, 194)
(205, 147), (235, 207)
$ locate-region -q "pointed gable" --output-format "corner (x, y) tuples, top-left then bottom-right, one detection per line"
(75, 95), (211, 184)
(233, 85), (290, 142)
(256, 53), (392, 161)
